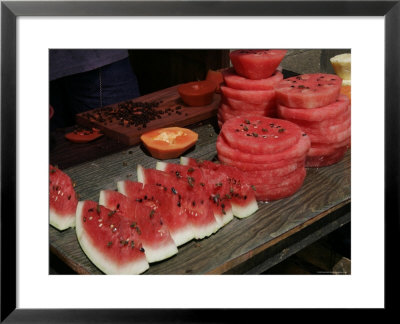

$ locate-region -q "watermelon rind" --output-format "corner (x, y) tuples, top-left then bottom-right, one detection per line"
(75, 201), (150, 275)
(231, 198), (259, 219)
(98, 190), (179, 263)
(155, 161), (168, 171)
(137, 164), (145, 183)
(49, 209), (76, 231)
(180, 156), (191, 166)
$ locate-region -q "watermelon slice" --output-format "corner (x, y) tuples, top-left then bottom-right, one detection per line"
(222, 96), (277, 112)
(299, 117), (351, 139)
(220, 116), (303, 155)
(229, 49), (287, 79)
(306, 146), (349, 168)
(308, 138), (351, 157)
(306, 125), (351, 144)
(99, 190), (178, 263)
(49, 165), (78, 230)
(283, 105), (350, 128)
(277, 95), (349, 122)
(216, 133), (310, 165)
(179, 157), (259, 218)
(219, 103), (274, 118)
(252, 168), (307, 202)
(217, 152), (305, 172)
(117, 180), (194, 247)
(220, 85), (275, 105)
(75, 200), (149, 275)
(275, 73), (342, 108)
(222, 67), (283, 90)
(137, 165), (221, 239)
(156, 161), (234, 225)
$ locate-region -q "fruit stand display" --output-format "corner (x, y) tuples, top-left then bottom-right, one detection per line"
(49, 50), (351, 275)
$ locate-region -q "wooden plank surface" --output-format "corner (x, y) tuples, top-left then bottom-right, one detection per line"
(49, 118), (351, 275)
(75, 84), (220, 146)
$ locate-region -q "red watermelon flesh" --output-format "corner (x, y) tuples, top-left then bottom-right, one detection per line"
(300, 117), (351, 138)
(275, 73), (342, 108)
(242, 162), (305, 185)
(217, 153), (305, 172)
(222, 67), (283, 90)
(307, 125), (351, 144)
(179, 157), (259, 219)
(156, 161), (234, 225)
(219, 103), (275, 117)
(254, 166), (306, 191)
(284, 106), (350, 128)
(137, 165), (221, 239)
(306, 146), (349, 168)
(117, 180), (194, 247)
(219, 104), (267, 118)
(253, 168), (307, 202)
(75, 200), (149, 275)
(99, 190), (178, 263)
(217, 133), (310, 167)
(221, 116), (303, 155)
(308, 137), (351, 157)
(220, 85), (275, 105)
(218, 107), (270, 127)
(49, 165), (78, 231)
(229, 49), (287, 80)
(217, 131), (310, 165)
(222, 96), (277, 112)
(277, 95), (349, 122)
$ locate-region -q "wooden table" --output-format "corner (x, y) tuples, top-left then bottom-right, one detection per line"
(49, 84), (351, 275)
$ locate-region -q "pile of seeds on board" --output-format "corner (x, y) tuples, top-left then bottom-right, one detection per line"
(82, 100), (186, 130)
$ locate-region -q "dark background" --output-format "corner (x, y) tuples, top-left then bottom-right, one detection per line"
(128, 49), (350, 96)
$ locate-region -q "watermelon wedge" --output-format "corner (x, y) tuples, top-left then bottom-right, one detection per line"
(49, 165), (78, 230)
(99, 190), (178, 263)
(117, 180), (195, 247)
(75, 200), (149, 275)
(156, 161), (234, 226)
(137, 165), (221, 240)
(179, 157), (259, 218)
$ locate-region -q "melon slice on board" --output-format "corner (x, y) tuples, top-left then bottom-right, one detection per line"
(99, 190), (178, 263)
(75, 200), (149, 275)
(49, 165), (78, 231)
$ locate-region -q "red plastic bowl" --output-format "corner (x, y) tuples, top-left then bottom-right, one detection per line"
(178, 80), (216, 106)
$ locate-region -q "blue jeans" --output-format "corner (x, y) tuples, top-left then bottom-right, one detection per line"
(50, 57), (140, 129)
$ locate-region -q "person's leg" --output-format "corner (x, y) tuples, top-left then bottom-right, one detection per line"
(51, 57), (140, 128)
(65, 57), (140, 115)
(98, 57), (141, 107)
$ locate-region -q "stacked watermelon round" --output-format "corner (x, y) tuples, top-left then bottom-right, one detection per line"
(216, 115), (310, 202)
(275, 73), (351, 167)
(217, 49), (287, 127)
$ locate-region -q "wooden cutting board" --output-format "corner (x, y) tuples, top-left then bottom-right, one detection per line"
(76, 84), (221, 146)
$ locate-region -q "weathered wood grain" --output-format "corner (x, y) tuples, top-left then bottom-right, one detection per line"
(75, 85), (220, 146)
(49, 117), (351, 275)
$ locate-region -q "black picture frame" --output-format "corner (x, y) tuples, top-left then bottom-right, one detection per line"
(1, 0), (398, 322)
